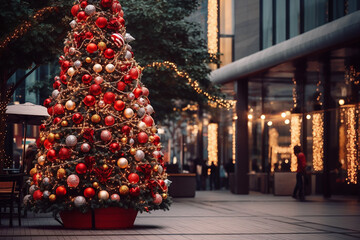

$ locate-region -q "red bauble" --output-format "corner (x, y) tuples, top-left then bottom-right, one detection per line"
(82, 74), (92, 84)
(80, 1), (88, 8)
(56, 186), (67, 196)
(89, 84), (101, 95)
(71, 4), (80, 16)
(33, 190), (43, 200)
(53, 117), (61, 124)
(43, 98), (51, 107)
(103, 92), (115, 104)
(129, 186), (140, 197)
(77, 11), (87, 21)
(96, 17), (108, 28)
(105, 115), (115, 126)
(53, 80), (61, 89)
(117, 81), (126, 91)
(123, 74), (132, 84)
(101, 0), (113, 8)
(85, 31), (93, 39)
(59, 147), (71, 160)
(47, 149), (57, 161)
(114, 100), (125, 111)
(44, 140), (53, 150)
(76, 163), (87, 174)
(118, 17), (125, 26)
(104, 48), (114, 59)
(72, 113), (84, 124)
(84, 187), (95, 198)
(142, 87), (149, 96)
(142, 115), (154, 127)
(61, 61), (70, 70)
(120, 65), (128, 72)
(86, 43), (98, 53)
(133, 88), (142, 98)
(83, 95), (96, 106)
(33, 173), (41, 183)
(47, 107), (54, 116)
(128, 173), (139, 184)
(39, 124), (46, 130)
(100, 130), (112, 142)
(112, 1), (122, 13)
(121, 125), (130, 135)
(109, 142), (120, 153)
(138, 132), (148, 143)
(153, 135), (161, 145)
(60, 75), (67, 84)
(54, 104), (65, 115)
(158, 179), (165, 187)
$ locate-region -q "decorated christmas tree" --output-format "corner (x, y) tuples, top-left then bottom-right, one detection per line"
(24, 0), (171, 218)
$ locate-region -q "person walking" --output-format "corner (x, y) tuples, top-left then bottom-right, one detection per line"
(292, 145), (306, 201)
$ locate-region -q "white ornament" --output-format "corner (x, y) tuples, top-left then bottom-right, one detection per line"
(69, 47), (76, 55)
(125, 51), (132, 60)
(142, 87), (149, 96)
(125, 33), (135, 42)
(105, 63), (115, 73)
(134, 150), (145, 161)
(98, 190), (109, 200)
(74, 196), (86, 207)
(137, 108), (146, 118)
(65, 135), (77, 147)
(42, 177), (50, 185)
(111, 194), (120, 202)
(38, 155), (45, 165)
(124, 108), (134, 118)
(81, 143), (91, 153)
(111, 33), (125, 48)
(117, 157), (128, 168)
(165, 179), (172, 187)
(137, 97), (146, 106)
(70, 20), (77, 28)
(65, 100), (76, 110)
(93, 64), (103, 73)
(145, 105), (154, 114)
(126, 44), (132, 51)
(153, 193), (162, 205)
(127, 93), (135, 100)
(133, 103), (140, 110)
(85, 5), (96, 15)
(67, 67), (75, 76)
(43, 190), (50, 198)
(23, 195), (31, 205)
(158, 165), (163, 174)
(74, 60), (82, 69)
(94, 76), (103, 84)
(67, 174), (80, 187)
(52, 90), (60, 99)
(29, 185), (37, 195)
(153, 151), (160, 158)
(98, 100), (105, 108)
(138, 121), (146, 130)
(129, 138), (135, 145)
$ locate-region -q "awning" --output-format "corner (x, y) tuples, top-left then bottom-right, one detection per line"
(210, 11), (360, 84)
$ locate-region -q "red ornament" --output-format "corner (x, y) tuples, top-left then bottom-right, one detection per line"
(114, 100), (125, 111)
(138, 132), (148, 144)
(100, 130), (112, 142)
(76, 163), (87, 174)
(47, 107), (54, 116)
(109, 142), (120, 153)
(117, 81), (126, 91)
(72, 113), (84, 124)
(86, 43), (98, 53)
(101, 0), (113, 8)
(60, 75), (67, 84)
(82, 74), (92, 84)
(47, 149), (57, 162)
(158, 179), (165, 187)
(94, 166), (113, 183)
(84, 187), (95, 198)
(33, 190), (43, 200)
(59, 147), (71, 160)
(83, 95), (96, 106)
(118, 17), (125, 26)
(104, 48), (114, 59)
(128, 173), (139, 184)
(89, 84), (101, 95)
(107, 18), (120, 31)
(142, 87), (149, 96)
(153, 135), (161, 145)
(53, 80), (61, 89)
(133, 88), (142, 98)
(103, 92), (115, 104)
(39, 124), (46, 130)
(80, 1), (88, 8)
(129, 68), (139, 80)
(56, 186), (67, 196)
(129, 186), (140, 197)
(112, 1), (122, 13)
(142, 115), (154, 127)
(77, 11), (87, 21)
(61, 60), (70, 70)
(105, 115), (115, 126)
(96, 17), (108, 28)
(43, 98), (51, 107)
(120, 65), (128, 72)
(54, 104), (65, 115)
(121, 125), (130, 135)
(44, 140), (53, 150)
(71, 5), (80, 16)
(53, 117), (61, 124)
(85, 32), (93, 39)
(33, 173), (41, 183)
(123, 74), (132, 84)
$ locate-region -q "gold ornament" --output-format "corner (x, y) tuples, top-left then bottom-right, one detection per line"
(55, 133), (61, 139)
(149, 136), (154, 142)
(97, 42), (107, 51)
(47, 133), (55, 142)
(162, 193), (168, 200)
(93, 182), (99, 188)
(153, 165), (159, 172)
(91, 114), (101, 123)
(85, 57), (92, 63)
(40, 137), (46, 143)
(65, 100), (76, 110)
(30, 168), (37, 176)
(121, 137), (127, 144)
(49, 194), (56, 202)
(57, 168), (66, 179)
(103, 164), (109, 170)
(61, 120), (68, 127)
(151, 127), (157, 133)
(130, 148), (136, 155)
(119, 185), (129, 195)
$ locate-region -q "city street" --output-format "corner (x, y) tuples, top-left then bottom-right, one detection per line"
(1, 191), (359, 240)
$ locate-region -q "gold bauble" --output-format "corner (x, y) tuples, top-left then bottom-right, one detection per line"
(57, 168), (66, 179)
(85, 57), (92, 63)
(162, 193), (168, 200)
(119, 185), (129, 195)
(151, 127), (157, 133)
(97, 42), (107, 51)
(40, 137), (46, 143)
(153, 165), (159, 172)
(65, 100), (76, 110)
(61, 120), (68, 127)
(149, 136), (155, 142)
(103, 164), (109, 170)
(30, 168), (37, 176)
(130, 148), (136, 155)
(55, 133), (61, 139)
(121, 137), (127, 144)
(47, 133), (55, 142)
(93, 182), (99, 188)
(49, 194), (56, 202)
(91, 114), (101, 123)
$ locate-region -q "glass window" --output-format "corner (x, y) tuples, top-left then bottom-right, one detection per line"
(262, 0), (273, 49)
(289, 0), (300, 38)
(220, 37), (233, 67)
(333, 0), (345, 20)
(348, 0), (360, 14)
(220, 0), (234, 35)
(304, 0), (328, 32)
(275, 0), (286, 44)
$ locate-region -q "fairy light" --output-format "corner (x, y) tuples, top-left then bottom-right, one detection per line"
(267, 121), (272, 126)
(344, 65), (360, 85)
(145, 61), (236, 109)
(339, 99), (345, 106)
(232, 116), (236, 164)
(312, 112), (324, 171)
(306, 114), (311, 120)
(0, 7), (58, 50)
(292, 78), (297, 109)
(284, 119), (290, 124)
(260, 114), (265, 120)
(344, 106), (358, 184)
(208, 123), (218, 165)
(281, 112), (286, 118)
(248, 114), (253, 120)
(290, 114), (301, 172)
(207, 0), (218, 54)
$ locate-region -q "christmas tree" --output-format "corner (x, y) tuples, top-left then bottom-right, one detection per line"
(24, 0), (171, 215)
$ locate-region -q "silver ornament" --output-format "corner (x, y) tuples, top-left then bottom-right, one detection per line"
(85, 5), (96, 15)
(69, 47), (76, 55)
(158, 165), (163, 174)
(74, 196), (86, 207)
(52, 90), (60, 99)
(65, 135), (77, 147)
(70, 20), (77, 28)
(125, 33), (135, 42)
(137, 97), (146, 106)
(164, 179), (172, 187)
(129, 138), (135, 145)
(127, 93), (135, 100)
(43, 190), (50, 198)
(74, 60), (82, 69)
(105, 63), (115, 73)
(125, 51), (132, 60)
(42, 177), (50, 185)
(23, 195), (31, 205)
(134, 150), (145, 161)
(137, 108), (146, 117)
(138, 121), (146, 129)
(145, 105), (154, 114)
(124, 108), (134, 118)
(67, 67), (75, 76)
(93, 64), (103, 73)
(81, 143), (91, 153)
(29, 185), (37, 195)
(126, 44), (132, 51)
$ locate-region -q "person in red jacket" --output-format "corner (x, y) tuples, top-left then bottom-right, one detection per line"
(292, 145), (306, 201)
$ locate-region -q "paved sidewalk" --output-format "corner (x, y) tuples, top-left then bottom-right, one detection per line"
(0, 191), (359, 239)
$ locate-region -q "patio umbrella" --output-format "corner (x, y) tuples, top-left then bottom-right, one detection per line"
(6, 102), (49, 171)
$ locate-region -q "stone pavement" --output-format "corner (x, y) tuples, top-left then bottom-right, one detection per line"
(0, 191), (360, 240)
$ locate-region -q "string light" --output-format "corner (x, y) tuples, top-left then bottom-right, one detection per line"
(343, 105), (358, 184)
(344, 65), (360, 85)
(208, 123), (218, 165)
(290, 114), (301, 172)
(339, 99), (345, 106)
(232, 115), (236, 164)
(0, 7), (58, 50)
(207, 0), (218, 54)
(268, 128), (291, 172)
(144, 61), (236, 109)
(248, 114), (253, 120)
(312, 112), (324, 171)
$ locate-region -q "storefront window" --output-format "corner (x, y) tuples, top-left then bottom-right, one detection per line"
(261, 0), (273, 49)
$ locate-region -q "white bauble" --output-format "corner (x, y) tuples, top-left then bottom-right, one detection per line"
(23, 195), (31, 205)
(124, 108), (134, 118)
(125, 51), (132, 60)
(117, 157), (128, 168)
(98, 190), (109, 200)
(38, 155), (46, 165)
(127, 93), (135, 100)
(29, 185), (37, 195)
(137, 108), (146, 118)
(70, 20), (77, 28)
(138, 121), (146, 130)
(67, 67), (75, 76)
(134, 150), (145, 161)
(52, 90), (60, 99)
(74, 60), (82, 69)
(43, 190), (50, 199)
(93, 64), (103, 73)
(67, 174), (80, 188)
(125, 33), (135, 42)
(145, 105), (154, 114)
(105, 63), (115, 73)
(74, 196), (86, 207)
(85, 5), (96, 15)
(65, 135), (77, 147)
(42, 177), (50, 185)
